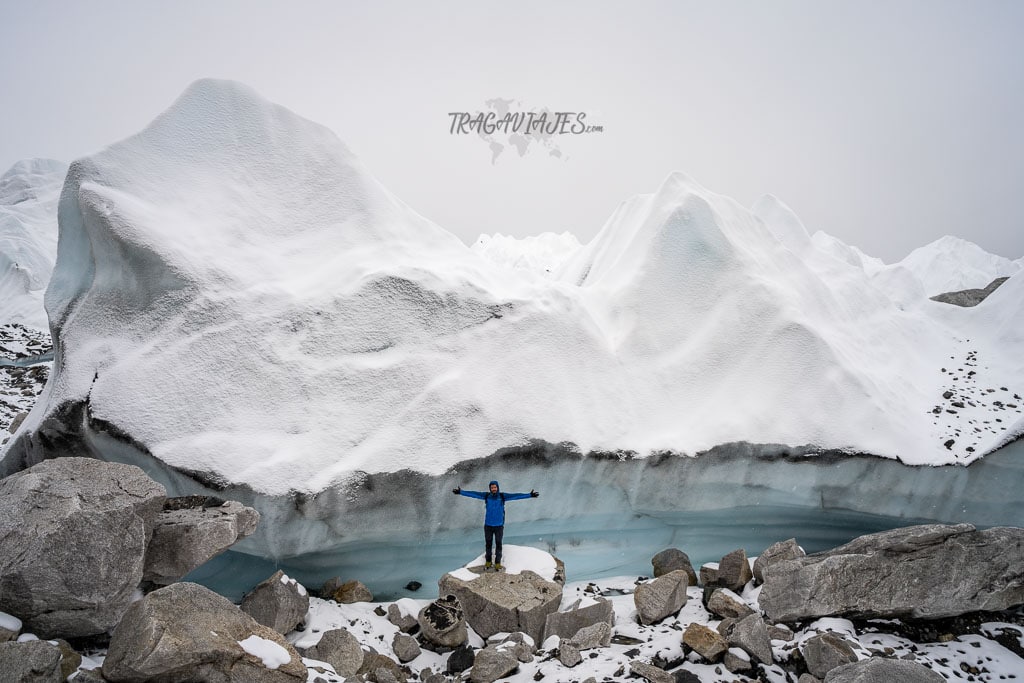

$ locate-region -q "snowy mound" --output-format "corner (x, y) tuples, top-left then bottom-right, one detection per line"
(4, 80), (1023, 514)
(0, 158), (67, 329)
(896, 235), (1021, 296)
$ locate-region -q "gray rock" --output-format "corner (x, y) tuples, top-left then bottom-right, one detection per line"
(558, 640), (582, 667)
(752, 538), (804, 584)
(423, 674), (449, 683)
(439, 569), (562, 644)
(801, 632), (858, 679)
(706, 588), (754, 619)
(683, 623), (728, 662)
(446, 644), (475, 673)
(724, 647), (752, 673)
(0, 457), (166, 638)
(717, 548), (753, 592)
(387, 603), (419, 633)
(358, 653), (406, 683)
(542, 596), (613, 642)
(240, 570), (310, 634)
(0, 640), (63, 682)
(419, 594), (468, 648)
(634, 570), (688, 625)
(798, 675), (822, 683)
(760, 524), (1024, 622)
(54, 638), (82, 680)
(716, 617), (736, 637)
(768, 623), (795, 641)
(698, 564), (719, 587)
(629, 659), (675, 683)
(102, 582), (305, 683)
(727, 613), (773, 664)
(392, 632), (421, 663)
(143, 499), (259, 585)
(568, 621), (612, 650)
(930, 276), (1009, 307)
(470, 645), (518, 683)
(651, 548), (698, 585)
(302, 628), (364, 677)
(824, 657), (944, 682)
(323, 578), (374, 603)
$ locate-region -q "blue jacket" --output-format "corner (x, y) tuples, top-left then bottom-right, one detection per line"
(458, 480), (533, 526)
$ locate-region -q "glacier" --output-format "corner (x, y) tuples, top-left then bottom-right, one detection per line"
(0, 79), (1022, 598)
(0, 158), (67, 331)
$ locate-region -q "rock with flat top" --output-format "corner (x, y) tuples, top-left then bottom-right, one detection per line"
(760, 524), (1024, 622)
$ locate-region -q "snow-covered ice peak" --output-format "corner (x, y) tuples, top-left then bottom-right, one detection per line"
(752, 194), (811, 254)
(897, 234), (1022, 296)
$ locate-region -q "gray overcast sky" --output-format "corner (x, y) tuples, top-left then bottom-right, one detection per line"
(1, 1), (1022, 263)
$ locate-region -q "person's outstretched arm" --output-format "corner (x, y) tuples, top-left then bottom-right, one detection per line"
(503, 489), (540, 501)
(453, 487), (488, 499)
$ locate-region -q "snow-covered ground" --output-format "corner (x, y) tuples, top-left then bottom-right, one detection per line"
(58, 547), (1024, 682)
(0, 323), (50, 447)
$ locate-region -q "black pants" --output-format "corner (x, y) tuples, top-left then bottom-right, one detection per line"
(484, 524), (504, 563)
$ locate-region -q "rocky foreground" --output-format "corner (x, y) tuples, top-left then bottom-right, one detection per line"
(1, 458), (1024, 682)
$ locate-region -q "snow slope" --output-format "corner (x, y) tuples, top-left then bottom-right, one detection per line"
(894, 235), (1021, 296)
(3, 80), (1023, 511)
(0, 159), (67, 329)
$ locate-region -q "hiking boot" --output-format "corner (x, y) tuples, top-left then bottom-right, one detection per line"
(495, 562), (503, 571)
(485, 561), (493, 570)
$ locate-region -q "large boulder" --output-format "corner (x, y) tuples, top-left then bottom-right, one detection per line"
(824, 657), (944, 682)
(651, 548), (698, 585)
(102, 582), (306, 683)
(438, 568), (562, 644)
(240, 570), (310, 634)
(725, 613), (772, 664)
(419, 594), (468, 648)
(0, 457), (165, 637)
(470, 645), (519, 683)
(716, 548), (754, 592)
(760, 524), (1024, 622)
(683, 623), (728, 662)
(542, 596), (613, 642)
(752, 538), (804, 584)
(0, 640), (64, 682)
(801, 632), (858, 679)
(143, 497), (260, 585)
(633, 569), (688, 625)
(300, 628), (363, 677)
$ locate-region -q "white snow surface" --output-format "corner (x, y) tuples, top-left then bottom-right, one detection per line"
(0, 158), (66, 330)
(8, 79), (1024, 496)
(0, 610), (22, 632)
(895, 235), (1021, 296)
(455, 544), (559, 582)
(471, 231), (582, 278)
(237, 634), (292, 669)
